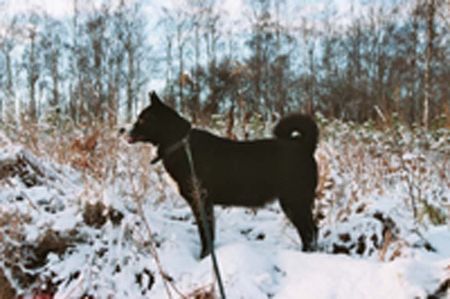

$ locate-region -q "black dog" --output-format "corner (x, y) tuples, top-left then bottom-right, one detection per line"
(128, 91), (319, 258)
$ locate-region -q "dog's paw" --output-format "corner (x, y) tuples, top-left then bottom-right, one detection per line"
(199, 248), (211, 259)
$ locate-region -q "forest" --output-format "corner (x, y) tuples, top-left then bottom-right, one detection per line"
(0, 1), (449, 298)
(0, 0), (448, 128)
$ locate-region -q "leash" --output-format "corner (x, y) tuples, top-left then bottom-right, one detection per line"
(150, 136), (188, 165)
(181, 136), (227, 299)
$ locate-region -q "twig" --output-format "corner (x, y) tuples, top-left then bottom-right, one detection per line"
(374, 105), (387, 123)
(59, 271), (85, 299)
(4, 178), (40, 212)
(126, 160), (187, 299)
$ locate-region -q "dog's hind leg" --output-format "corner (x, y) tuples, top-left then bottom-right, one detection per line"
(279, 195), (317, 252)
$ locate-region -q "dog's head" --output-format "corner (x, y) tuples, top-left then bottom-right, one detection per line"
(128, 91), (191, 146)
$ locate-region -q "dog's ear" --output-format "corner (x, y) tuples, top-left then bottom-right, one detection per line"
(149, 91), (162, 106)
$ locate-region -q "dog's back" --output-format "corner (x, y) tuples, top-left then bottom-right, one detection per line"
(183, 114), (318, 207)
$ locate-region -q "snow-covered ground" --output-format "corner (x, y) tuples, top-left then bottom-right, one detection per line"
(0, 121), (449, 298)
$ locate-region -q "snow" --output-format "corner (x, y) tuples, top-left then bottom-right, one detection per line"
(0, 122), (449, 298)
(427, 227), (450, 256)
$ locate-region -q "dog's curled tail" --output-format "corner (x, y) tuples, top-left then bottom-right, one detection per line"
(273, 114), (319, 154)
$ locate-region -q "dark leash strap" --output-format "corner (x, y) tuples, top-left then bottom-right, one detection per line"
(151, 133), (226, 298)
(150, 136), (189, 165)
(182, 136), (227, 299)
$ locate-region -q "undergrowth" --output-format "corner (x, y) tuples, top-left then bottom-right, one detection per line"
(0, 113), (448, 297)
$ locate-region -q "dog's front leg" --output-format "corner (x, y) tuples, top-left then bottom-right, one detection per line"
(188, 198), (215, 259)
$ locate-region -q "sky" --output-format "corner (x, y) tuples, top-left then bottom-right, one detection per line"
(1, 0), (402, 24)
(1, 0), (418, 48)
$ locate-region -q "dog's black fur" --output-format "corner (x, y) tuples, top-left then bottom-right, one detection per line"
(128, 92), (319, 258)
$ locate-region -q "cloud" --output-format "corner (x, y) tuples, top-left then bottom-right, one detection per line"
(2, 0), (142, 19)
(4, 0), (72, 18)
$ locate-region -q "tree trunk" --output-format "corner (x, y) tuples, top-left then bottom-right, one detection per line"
(408, 8), (419, 124)
(51, 47), (60, 108)
(93, 35), (103, 121)
(165, 36), (175, 107)
(71, 0), (80, 123)
(28, 30), (38, 122)
(126, 35), (135, 122)
(192, 21), (200, 123)
(177, 26), (184, 111)
(5, 47), (14, 123)
(308, 44), (315, 115)
(0, 91), (2, 123)
(423, 0), (435, 129)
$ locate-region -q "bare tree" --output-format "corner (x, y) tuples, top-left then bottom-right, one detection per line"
(0, 17), (20, 124)
(2, 0), (448, 127)
(40, 15), (65, 110)
(24, 17), (40, 122)
(160, 5), (192, 111)
(118, 0), (148, 123)
(423, 0), (436, 128)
